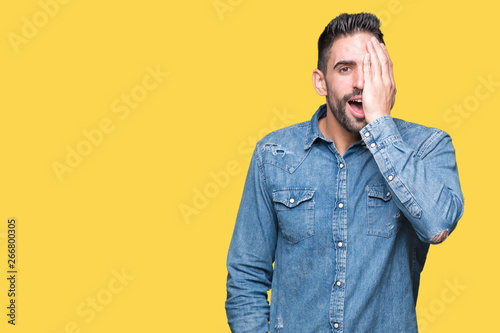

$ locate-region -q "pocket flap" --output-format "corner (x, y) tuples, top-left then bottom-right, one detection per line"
(272, 189), (315, 208)
(367, 184), (392, 202)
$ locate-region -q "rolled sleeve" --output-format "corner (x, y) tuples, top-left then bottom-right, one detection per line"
(360, 116), (464, 244)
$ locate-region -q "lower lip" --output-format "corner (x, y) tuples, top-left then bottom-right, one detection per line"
(348, 102), (365, 119)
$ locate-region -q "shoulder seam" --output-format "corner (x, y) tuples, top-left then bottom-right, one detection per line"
(256, 120), (309, 146)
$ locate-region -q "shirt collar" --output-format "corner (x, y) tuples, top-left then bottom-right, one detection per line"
(304, 104), (332, 150)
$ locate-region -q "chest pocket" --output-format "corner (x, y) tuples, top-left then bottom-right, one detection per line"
(272, 188), (315, 244)
(366, 184), (401, 237)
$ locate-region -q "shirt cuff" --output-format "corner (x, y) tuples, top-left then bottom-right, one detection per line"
(359, 115), (403, 152)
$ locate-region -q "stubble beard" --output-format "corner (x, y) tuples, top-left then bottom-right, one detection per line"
(326, 86), (366, 134)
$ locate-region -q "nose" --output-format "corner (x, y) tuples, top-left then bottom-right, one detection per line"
(353, 68), (364, 91)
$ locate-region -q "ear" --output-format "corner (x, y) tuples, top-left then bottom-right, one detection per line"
(312, 69), (328, 96)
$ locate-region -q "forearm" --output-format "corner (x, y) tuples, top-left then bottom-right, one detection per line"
(226, 219), (274, 332)
(360, 116), (464, 243)
(226, 261), (272, 332)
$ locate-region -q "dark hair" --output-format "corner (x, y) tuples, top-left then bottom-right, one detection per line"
(317, 13), (384, 74)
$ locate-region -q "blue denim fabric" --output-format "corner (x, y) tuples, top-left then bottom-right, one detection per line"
(226, 104), (464, 332)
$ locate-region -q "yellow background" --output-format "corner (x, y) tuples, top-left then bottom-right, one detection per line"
(0, 0), (497, 332)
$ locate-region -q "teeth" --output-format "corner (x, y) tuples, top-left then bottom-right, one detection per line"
(353, 99), (362, 103)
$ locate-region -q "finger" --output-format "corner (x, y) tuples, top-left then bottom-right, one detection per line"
(367, 40), (381, 79)
(371, 37), (390, 80)
(381, 43), (397, 109)
(380, 43), (395, 88)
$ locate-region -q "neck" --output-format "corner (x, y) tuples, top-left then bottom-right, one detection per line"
(318, 109), (360, 156)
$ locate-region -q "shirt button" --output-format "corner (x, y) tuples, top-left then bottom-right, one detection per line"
(386, 192), (391, 197)
(338, 203), (344, 208)
(334, 322), (340, 329)
(336, 281), (342, 287)
(289, 198), (295, 204)
(338, 242), (343, 248)
(339, 163), (344, 169)
(370, 143), (376, 148)
(388, 175), (394, 181)
(364, 132), (370, 137)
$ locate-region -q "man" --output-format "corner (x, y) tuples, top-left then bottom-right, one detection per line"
(226, 13), (464, 332)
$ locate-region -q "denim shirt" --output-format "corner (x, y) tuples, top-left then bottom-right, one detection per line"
(226, 104), (464, 333)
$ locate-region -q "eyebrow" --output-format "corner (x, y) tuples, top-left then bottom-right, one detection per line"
(333, 60), (356, 70)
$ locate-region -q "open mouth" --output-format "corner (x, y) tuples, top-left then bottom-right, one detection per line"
(347, 97), (364, 118)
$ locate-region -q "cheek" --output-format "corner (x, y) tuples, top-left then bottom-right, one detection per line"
(327, 83), (347, 102)
(327, 76), (350, 97)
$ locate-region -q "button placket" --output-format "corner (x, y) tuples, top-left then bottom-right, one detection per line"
(330, 156), (347, 332)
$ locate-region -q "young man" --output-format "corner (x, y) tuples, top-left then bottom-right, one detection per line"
(226, 13), (464, 332)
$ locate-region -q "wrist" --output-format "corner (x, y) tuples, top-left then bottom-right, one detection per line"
(364, 111), (390, 124)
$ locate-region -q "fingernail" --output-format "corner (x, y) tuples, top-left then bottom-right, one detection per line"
(367, 41), (372, 47)
(381, 43), (386, 49)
